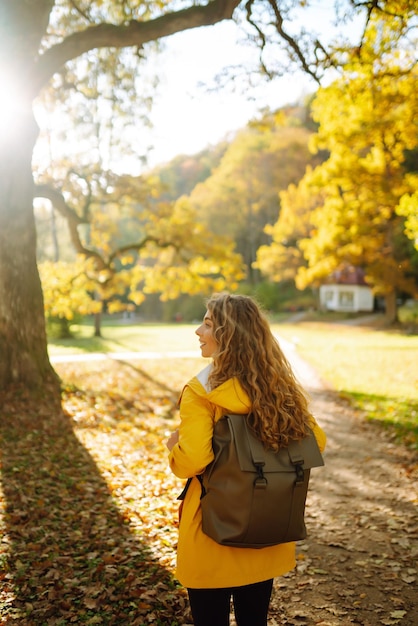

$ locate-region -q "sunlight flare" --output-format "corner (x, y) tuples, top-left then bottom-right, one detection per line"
(0, 65), (29, 139)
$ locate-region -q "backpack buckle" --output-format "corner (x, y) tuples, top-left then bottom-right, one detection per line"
(254, 463), (267, 489)
(294, 462), (305, 485)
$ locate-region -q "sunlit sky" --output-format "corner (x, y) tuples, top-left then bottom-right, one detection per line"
(28, 19), (316, 175)
(138, 0), (350, 167)
(144, 21), (316, 166)
(23, 1), (361, 173)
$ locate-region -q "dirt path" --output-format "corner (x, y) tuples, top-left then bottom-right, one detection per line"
(266, 340), (418, 626)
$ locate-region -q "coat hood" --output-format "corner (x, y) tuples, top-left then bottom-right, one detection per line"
(185, 364), (251, 417)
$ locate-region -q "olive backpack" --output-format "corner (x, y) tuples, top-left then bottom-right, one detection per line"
(178, 413), (324, 548)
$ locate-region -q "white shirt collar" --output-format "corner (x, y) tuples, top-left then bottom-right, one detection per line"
(196, 363), (212, 391)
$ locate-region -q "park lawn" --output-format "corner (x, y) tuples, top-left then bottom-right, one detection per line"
(47, 322), (200, 356)
(273, 321), (418, 449)
(48, 319), (418, 448)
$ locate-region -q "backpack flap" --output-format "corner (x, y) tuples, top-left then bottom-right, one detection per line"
(200, 414), (324, 548)
(287, 432), (325, 471)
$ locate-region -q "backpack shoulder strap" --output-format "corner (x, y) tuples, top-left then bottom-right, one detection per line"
(177, 477), (193, 500)
(177, 475), (205, 500)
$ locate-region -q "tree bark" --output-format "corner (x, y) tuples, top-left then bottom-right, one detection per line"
(34, 0), (242, 92)
(94, 312), (103, 338)
(0, 108), (60, 392)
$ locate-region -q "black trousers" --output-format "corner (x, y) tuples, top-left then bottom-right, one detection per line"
(187, 578), (273, 626)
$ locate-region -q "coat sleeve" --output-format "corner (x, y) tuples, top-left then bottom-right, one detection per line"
(169, 384), (215, 479)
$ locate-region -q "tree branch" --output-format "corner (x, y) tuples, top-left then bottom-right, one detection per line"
(68, 0), (92, 23)
(35, 184), (87, 225)
(34, 184), (182, 272)
(34, 183), (104, 267)
(34, 0), (241, 90)
(265, 0), (321, 84)
(108, 237), (181, 266)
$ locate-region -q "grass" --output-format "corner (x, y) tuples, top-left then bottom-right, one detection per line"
(47, 321), (200, 356)
(274, 320), (418, 449)
(48, 317), (418, 450)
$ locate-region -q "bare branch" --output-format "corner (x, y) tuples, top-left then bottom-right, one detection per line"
(108, 237), (182, 266)
(68, 0), (92, 23)
(350, 0), (409, 20)
(266, 0), (321, 84)
(34, 183), (105, 268)
(244, 0), (272, 78)
(313, 39), (338, 73)
(34, 184), (183, 273)
(66, 170), (93, 221)
(35, 184), (87, 225)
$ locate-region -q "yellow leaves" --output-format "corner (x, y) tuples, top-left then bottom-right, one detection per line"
(129, 290), (146, 306)
(39, 260), (101, 321)
(97, 269), (112, 284)
(126, 199), (246, 298)
(263, 51), (418, 298)
(120, 254), (134, 266)
(396, 189), (418, 250)
(106, 300), (130, 315)
(312, 60), (417, 167)
(296, 257), (338, 291)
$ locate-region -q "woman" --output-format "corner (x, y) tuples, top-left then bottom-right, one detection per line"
(166, 293), (326, 626)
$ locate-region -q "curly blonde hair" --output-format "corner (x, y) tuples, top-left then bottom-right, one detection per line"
(206, 293), (311, 450)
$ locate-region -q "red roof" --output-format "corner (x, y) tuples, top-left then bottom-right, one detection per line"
(327, 266), (368, 286)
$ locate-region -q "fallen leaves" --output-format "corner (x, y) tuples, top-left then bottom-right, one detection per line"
(1, 357), (417, 625)
(0, 360), (195, 625)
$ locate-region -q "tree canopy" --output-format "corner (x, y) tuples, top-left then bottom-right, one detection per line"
(186, 113), (324, 282)
(0, 0), (416, 394)
(257, 12), (418, 320)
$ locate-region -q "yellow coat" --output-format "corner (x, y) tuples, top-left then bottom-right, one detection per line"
(169, 365), (326, 589)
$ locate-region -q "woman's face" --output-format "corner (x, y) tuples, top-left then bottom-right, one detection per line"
(195, 310), (218, 358)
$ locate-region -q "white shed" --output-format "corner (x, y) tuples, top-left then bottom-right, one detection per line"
(319, 267), (374, 313)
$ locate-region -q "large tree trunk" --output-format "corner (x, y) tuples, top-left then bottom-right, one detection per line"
(0, 2), (60, 396)
(0, 107), (60, 394)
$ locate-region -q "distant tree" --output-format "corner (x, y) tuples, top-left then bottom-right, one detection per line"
(188, 113), (322, 283)
(258, 16), (418, 321)
(256, 172), (325, 283)
(37, 172), (245, 336)
(154, 144), (229, 201)
(39, 259), (101, 337)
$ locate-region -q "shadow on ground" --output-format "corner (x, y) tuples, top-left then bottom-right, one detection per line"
(0, 391), (187, 625)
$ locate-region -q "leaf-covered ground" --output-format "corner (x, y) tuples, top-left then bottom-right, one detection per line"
(1, 355), (417, 625)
